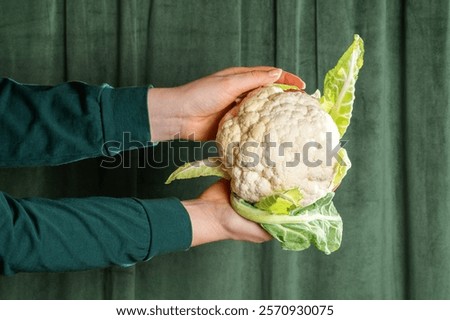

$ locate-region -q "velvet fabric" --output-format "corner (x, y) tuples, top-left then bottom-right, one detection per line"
(0, 0), (449, 299)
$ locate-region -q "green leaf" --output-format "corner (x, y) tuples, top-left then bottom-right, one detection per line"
(254, 188), (302, 215)
(320, 34), (364, 137)
(231, 193), (343, 254)
(165, 158), (230, 184)
(331, 147), (352, 190)
(272, 83), (300, 91)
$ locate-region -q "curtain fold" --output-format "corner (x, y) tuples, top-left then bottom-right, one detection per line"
(0, 0), (449, 299)
(403, 1), (450, 299)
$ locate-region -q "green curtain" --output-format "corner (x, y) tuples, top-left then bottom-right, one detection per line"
(0, 0), (449, 299)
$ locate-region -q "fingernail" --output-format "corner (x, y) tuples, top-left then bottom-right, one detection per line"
(268, 68), (282, 78)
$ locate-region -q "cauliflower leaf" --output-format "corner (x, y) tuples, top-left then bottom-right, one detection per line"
(320, 34), (364, 137)
(254, 188), (303, 215)
(331, 147), (352, 190)
(231, 193), (342, 254)
(272, 84), (300, 91)
(165, 158), (230, 184)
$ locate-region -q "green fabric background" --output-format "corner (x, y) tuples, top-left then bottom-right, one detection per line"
(0, 0), (449, 299)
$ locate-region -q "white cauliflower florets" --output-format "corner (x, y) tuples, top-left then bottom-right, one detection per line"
(216, 85), (340, 206)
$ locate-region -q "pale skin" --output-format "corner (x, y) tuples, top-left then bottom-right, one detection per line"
(147, 66), (305, 247)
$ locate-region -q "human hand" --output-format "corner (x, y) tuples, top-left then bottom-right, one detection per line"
(181, 180), (272, 247)
(148, 66), (305, 141)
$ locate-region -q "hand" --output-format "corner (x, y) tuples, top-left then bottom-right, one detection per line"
(181, 180), (272, 247)
(148, 66), (305, 141)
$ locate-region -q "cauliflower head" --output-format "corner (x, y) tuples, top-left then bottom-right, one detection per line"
(165, 35), (364, 253)
(216, 85), (340, 206)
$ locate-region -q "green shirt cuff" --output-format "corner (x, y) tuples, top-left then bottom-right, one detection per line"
(136, 197), (192, 260)
(99, 85), (152, 156)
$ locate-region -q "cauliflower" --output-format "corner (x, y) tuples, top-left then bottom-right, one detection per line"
(166, 35), (364, 253)
(216, 85), (340, 206)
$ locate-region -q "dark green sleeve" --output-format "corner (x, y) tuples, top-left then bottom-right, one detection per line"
(0, 192), (192, 275)
(0, 78), (193, 274)
(0, 78), (152, 167)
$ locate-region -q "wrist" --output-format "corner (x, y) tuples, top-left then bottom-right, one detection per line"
(181, 199), (230, 247)
(147, 87), (183, 141)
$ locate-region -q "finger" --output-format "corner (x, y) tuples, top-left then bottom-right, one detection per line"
(214, 66), (275, 77)
(254, 228), (273, 242)
(242, 222), (273, 243)
(276, 71), (306, 89)
(215, 67), (305, 89)
(224, 68), (283, 95)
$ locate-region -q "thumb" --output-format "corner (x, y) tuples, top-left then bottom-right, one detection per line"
(225, 68), (282, 95)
